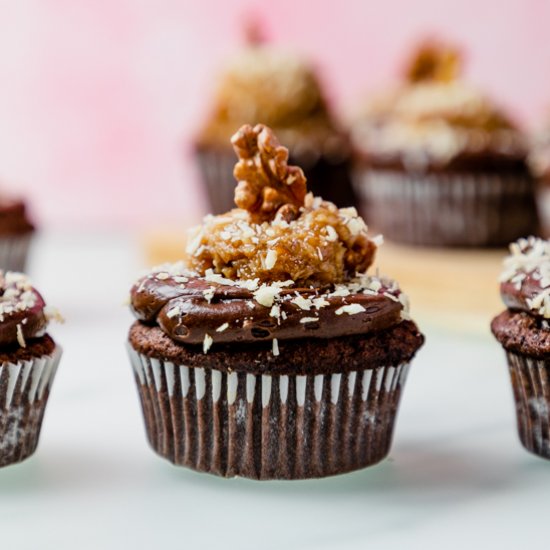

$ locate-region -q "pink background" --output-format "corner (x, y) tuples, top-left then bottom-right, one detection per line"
(0, 0), (548, 229)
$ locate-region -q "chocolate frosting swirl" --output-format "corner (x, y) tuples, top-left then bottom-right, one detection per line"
(0, 272), (49, 347)
(130, 270), (406, 347)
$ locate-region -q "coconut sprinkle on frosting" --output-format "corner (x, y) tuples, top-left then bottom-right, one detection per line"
(131, 124), (416, 356)
(500, 236), (550, 318)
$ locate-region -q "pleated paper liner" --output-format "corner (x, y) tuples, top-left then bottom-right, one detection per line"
(0, 346), (62, 467)
(128, 344), (411, 480)
(353, 170), (539, 247)
(0, 233), (33, 273)
(506, 351), (550, 459)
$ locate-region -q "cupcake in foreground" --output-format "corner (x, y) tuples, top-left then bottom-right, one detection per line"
(0, 272), (62, 466)
(351, 40), (539, 247)
(492, 237), (550, 458)
(194, 36), (356, 214)
(128, 124), (424, 479)
(0, 195), (34, 272)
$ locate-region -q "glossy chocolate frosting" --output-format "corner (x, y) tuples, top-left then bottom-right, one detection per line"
(130, 270), (406, 346)
(0, 272), (49, 347)
(501, 274), (545, 317)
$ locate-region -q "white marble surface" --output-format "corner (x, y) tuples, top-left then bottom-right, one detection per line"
(0, 231), (547, 550)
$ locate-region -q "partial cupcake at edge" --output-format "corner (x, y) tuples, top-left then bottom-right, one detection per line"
(492, 237), (550, 459)
(128, 124), (424, 480)
(350, 39), (539, 247)
(0, 193), (34, 272)
(193, 29), (356, 214)
(0, 272), (62, 467)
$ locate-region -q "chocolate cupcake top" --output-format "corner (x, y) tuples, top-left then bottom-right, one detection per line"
(492, 236), (550, 357)
(499, 236), (550, 319)
(351, 40), (527, 171)
(0, 271), (59, 349)
(195, 42), (348, 161)
(132, 124), (412, 354)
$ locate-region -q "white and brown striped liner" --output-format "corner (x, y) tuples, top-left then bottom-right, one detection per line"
(506, 351), (550, 459)
(353, 170), (538, 246)
(0, 234), (33, 273)
(127, 345), (411, 479)
(0, 346), (61, 467)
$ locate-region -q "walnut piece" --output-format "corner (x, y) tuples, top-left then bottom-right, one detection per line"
(232, 124), (307, 223)
(406, 40), (461, 84)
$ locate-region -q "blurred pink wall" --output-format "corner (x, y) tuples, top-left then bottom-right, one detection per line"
(0, 0), (548, 229)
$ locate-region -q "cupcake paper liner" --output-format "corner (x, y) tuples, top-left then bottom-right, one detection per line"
(127, 344), (411, 480)
(195, 149), (356, 215)
(0, 233), (33, 273)
(0, 346), (61, 467)
(353, 169), (539, 246)
(506, 351), (550, 459)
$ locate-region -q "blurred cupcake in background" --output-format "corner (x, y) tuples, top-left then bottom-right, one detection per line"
(193, 24), (356, 214)
(350, 40), (539, 247)
(528, 122), (550, 234)
(0, 194), (34, 272)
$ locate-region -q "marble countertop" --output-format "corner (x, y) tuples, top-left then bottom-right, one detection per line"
(0, 231), (547, 550)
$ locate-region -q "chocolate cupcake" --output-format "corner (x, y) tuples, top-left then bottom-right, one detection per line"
(194, 39), (355, 214)
(492, 237), (550, 458)
(0, 271), (62, 467)
(351, 41), (539, 247)
(128, 124), (424, 479)
(0, 197), (34, 272)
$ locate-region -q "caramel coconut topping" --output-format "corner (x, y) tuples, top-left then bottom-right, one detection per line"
(499, 237), (550, 320)
(131, 124), (409, 353)
(0, 271), (59, 348)
(351, 40), (526, 169)
(189, 124), (375, 285)
(194, 45), (344, 156)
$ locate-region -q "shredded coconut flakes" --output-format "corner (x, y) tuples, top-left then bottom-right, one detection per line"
(203, 334), (213, 354)
(335, 304), (366, 315)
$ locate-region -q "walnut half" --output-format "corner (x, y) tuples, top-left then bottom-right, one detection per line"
(231, 124), (307, 223)
(405, 40), (461, 84)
